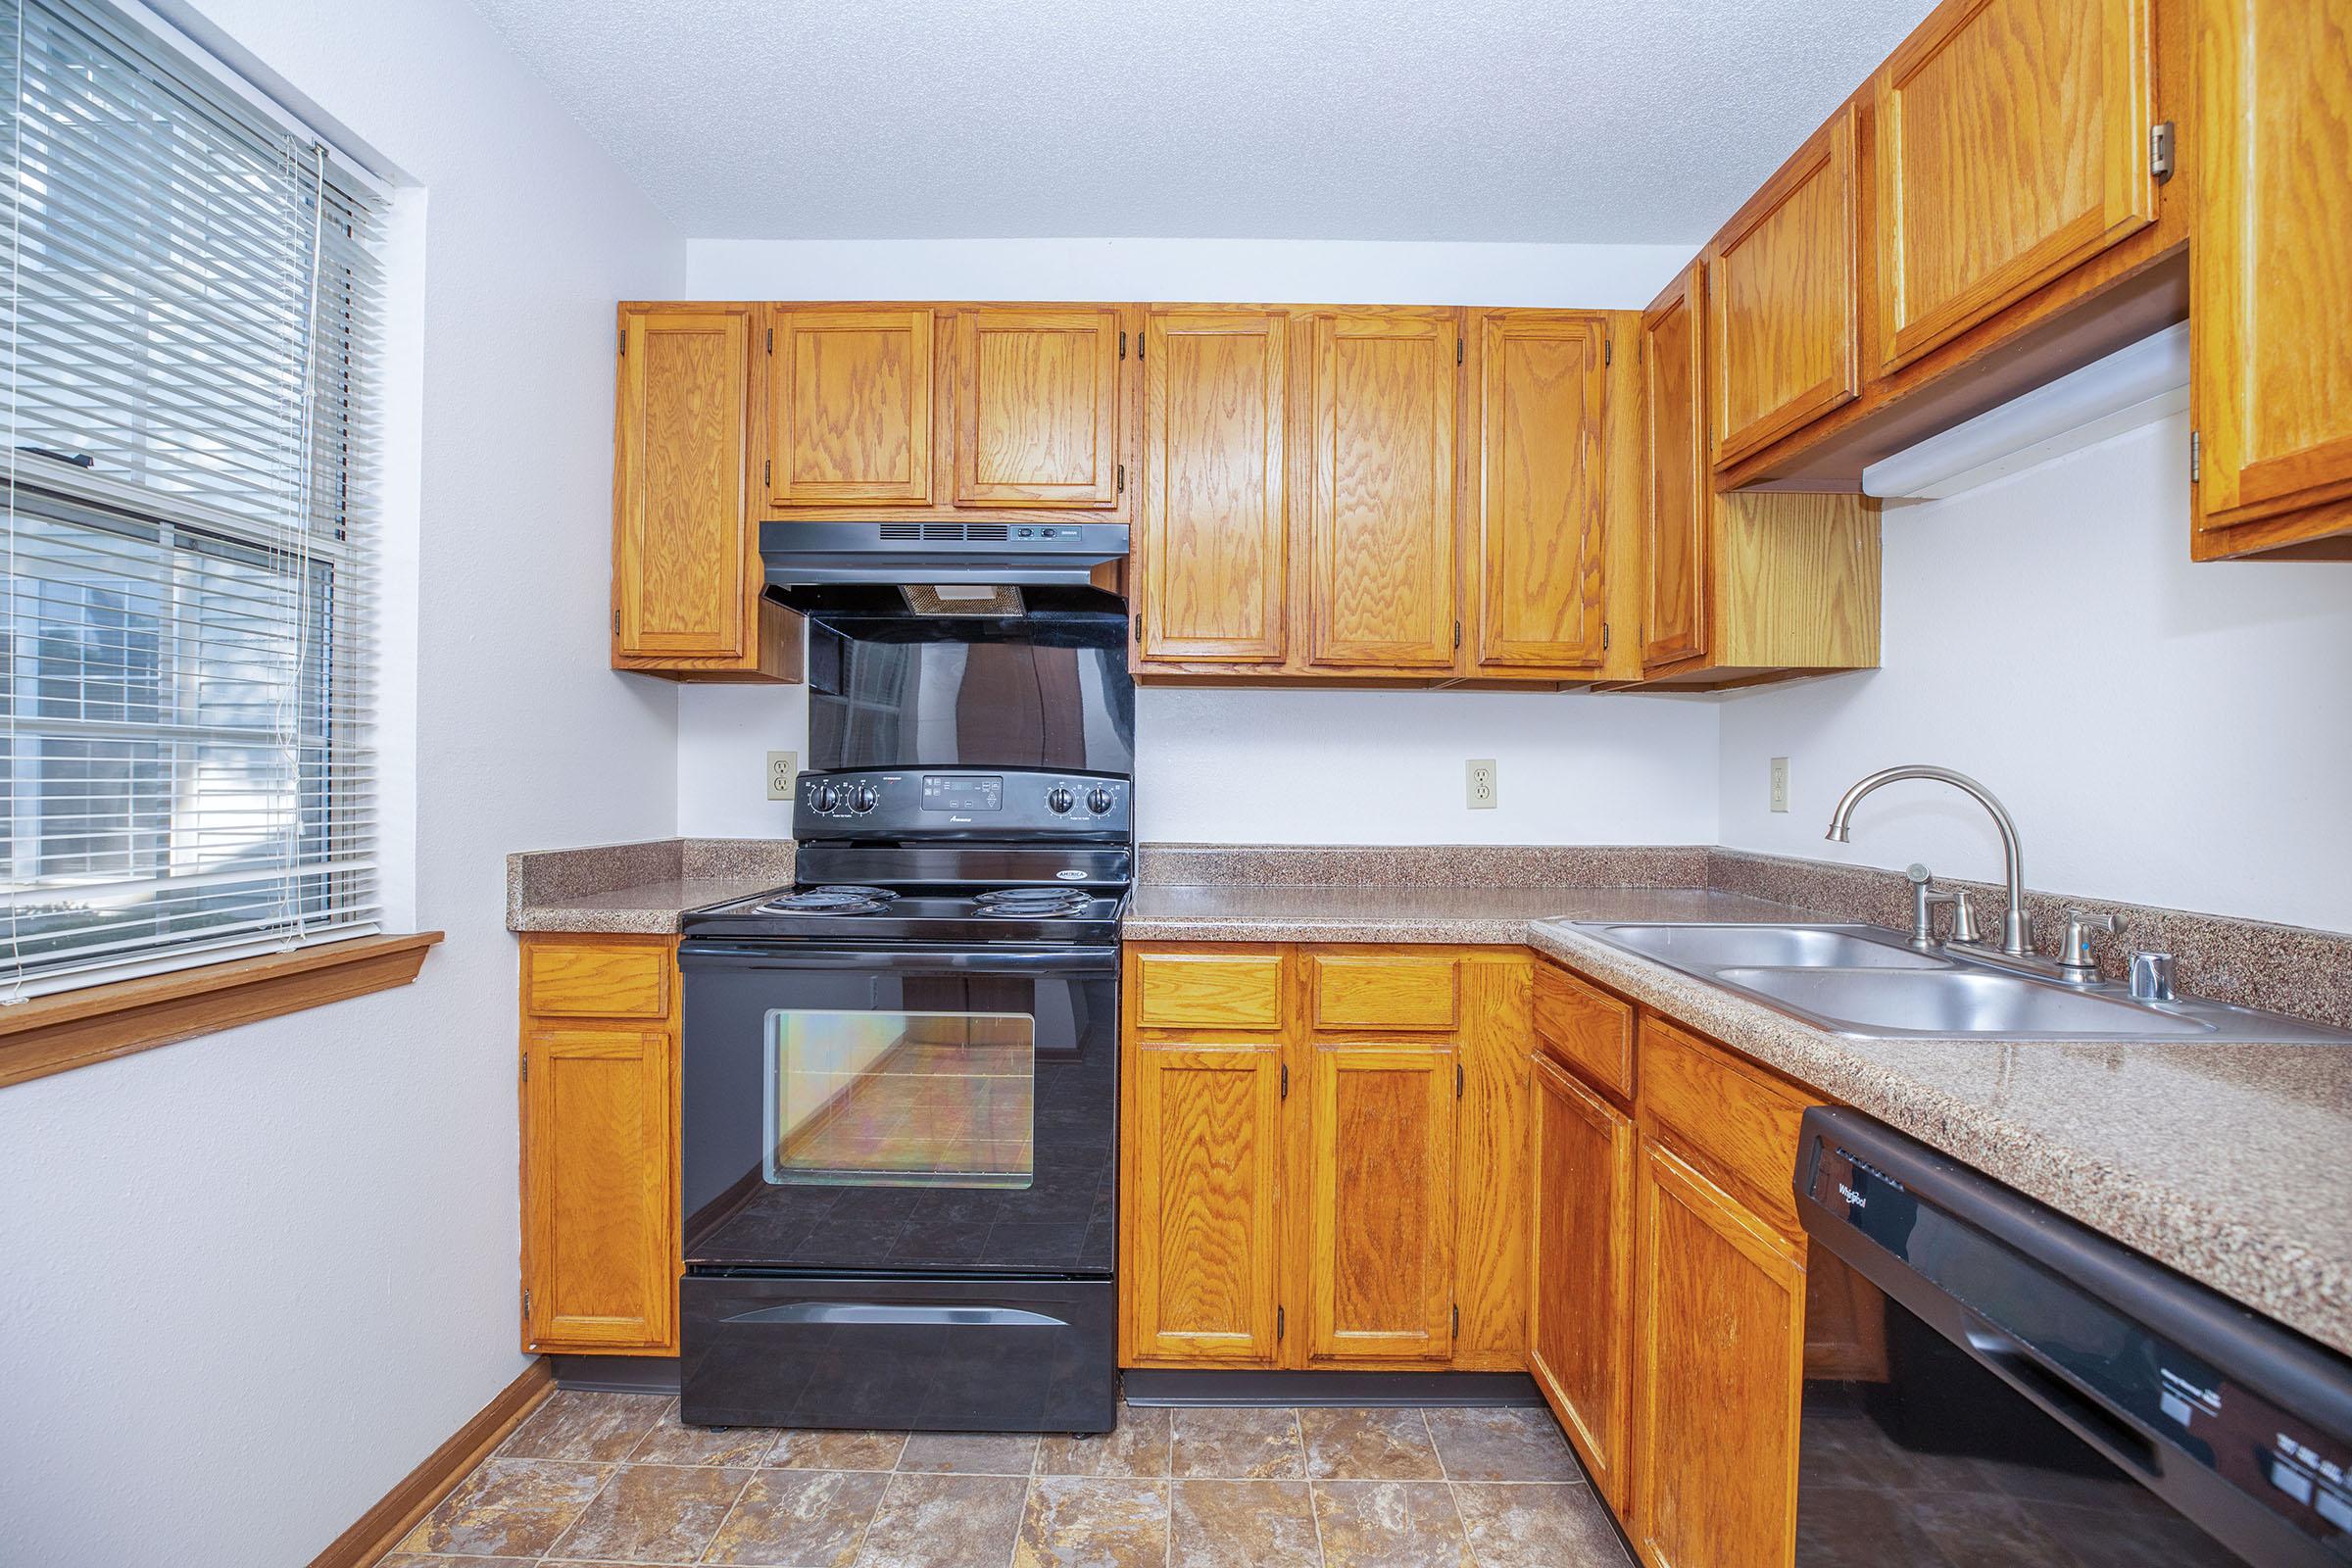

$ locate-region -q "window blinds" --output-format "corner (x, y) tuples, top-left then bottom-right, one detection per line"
(2, 0), (386, 998)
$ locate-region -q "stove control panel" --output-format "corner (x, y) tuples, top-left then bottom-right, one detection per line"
(797, 768), (1131, 838)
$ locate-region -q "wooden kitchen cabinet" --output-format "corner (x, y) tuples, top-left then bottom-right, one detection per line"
(1467, 311), (1612, 673)
(1122, 1039), (1286, 1364)
(764, 306), (936, 509)
(951, 307), (1130, 508)
(1120, 943), (1529, 1371)
(1306, 309), (1460, 670)
(1631, 1139), (1808, 1568)
(2188, 0), (2352, 560)
(1873, 0), (2158, 373)
(1135, 310), (1292, 664)
(1640, 265), (1708, 671)
(1708, 104), (1863, 471)
(518, 934), (682, 1355)
(1529, 1051), (1637, 1509)
(612, 305), (800, 682)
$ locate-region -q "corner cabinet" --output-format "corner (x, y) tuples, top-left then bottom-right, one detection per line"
(517, 934), (682, 1355)
(612, 305), (801, 682)
(1119, 944), (1531, 1371)
(2188, 0), (2352, 560)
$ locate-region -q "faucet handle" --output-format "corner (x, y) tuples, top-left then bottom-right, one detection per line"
(2058, 908), (2120, 979)
(2129, 951), (2177, 1004)
(1947, 889), (1983, 946)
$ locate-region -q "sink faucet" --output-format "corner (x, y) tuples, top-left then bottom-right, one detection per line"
(1826, 765), (2034, 959)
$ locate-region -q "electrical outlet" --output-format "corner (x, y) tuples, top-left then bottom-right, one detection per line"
(1466, 759), (1498, 810)
(1770, 757), (1790, 813)
(766, 751), (798, 802)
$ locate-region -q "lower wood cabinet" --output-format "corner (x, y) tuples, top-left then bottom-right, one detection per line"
(1528, 1050), (1637, 1509)
(517, 934), (681, 1356)
(1120, 943), (1530, 1371)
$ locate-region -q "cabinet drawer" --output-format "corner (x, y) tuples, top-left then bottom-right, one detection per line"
(1308, 954), (1458, 1031)
(1638, 1015), (1811, 1238)
(1534, 962), (1635, 1099)
(1135, 951), (1284, 1030)
(524, 942), (671, 1020)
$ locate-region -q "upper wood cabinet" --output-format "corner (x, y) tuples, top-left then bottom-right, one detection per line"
(612, 305), (799, 683)
(1303, 1041), (1457, 1362)
(518, 934), (682, 1356)
(1640, 267), (1708, 670)
(1708, 104), (1863, 469)
(2189, 0), (2352, 560)
(1137, 311), (1291, 663)
(1306, 310), (1460, 670)
(951, 307), (1127, 508)
(764, 307), (934, 509)
(1469, 312), (1610, 672)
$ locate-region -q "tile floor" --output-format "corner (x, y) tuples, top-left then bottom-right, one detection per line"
(382, 1390), (1632, 1568)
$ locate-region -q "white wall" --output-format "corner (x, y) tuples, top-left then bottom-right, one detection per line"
(0, 4), (687, 1565)
(1717, 412), (2352, 935)
(676, 237), (1723, 847)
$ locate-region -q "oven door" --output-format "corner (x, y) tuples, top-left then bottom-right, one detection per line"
(677, 941), (1117, 1277)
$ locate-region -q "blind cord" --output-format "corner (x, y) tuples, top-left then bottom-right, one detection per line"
(279, 137), (326, 951)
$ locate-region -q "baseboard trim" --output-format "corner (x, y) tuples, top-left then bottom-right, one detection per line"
(306, 1356), (554, 1568)
(1121, 1369), (1543, 1407)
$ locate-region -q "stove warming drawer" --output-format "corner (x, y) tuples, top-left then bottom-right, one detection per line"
(679, 1273), (1116, 1434)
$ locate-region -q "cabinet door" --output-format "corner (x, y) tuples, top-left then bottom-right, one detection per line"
(1306, 312), (1459, 669)
(1632, 1141), (1806, 1568)
(1709, 106), (1862, 469)
(1452, 957), (1532, 1367)
(1303, 1042), (1456, 1362)
(1138, 312), (1289, 663)
(1125, 1042), (1285, 1364)
(613, 307), (754, 661)
(522, 1027), (678, 1352)
(1472, 313), (1608, 671)
(1529, 1054), (1637, 1509)
(2190, 0), (2352, 552)
(1875, 0), (2156, 372)
(765, 307), (934, 508)
(1641, 264), (1709, 670)
(952, 308), (1123, 508)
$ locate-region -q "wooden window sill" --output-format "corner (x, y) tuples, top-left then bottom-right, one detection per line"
(0, 932), (444, 1090)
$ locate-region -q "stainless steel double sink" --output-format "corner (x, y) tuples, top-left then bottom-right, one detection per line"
(1567, 921), (2352, 1043)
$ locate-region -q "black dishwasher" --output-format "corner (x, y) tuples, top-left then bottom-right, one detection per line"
(1793, 1107), (2352, 1566)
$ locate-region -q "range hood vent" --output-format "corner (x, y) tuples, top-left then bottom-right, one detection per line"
(760, 519), (1127, 588)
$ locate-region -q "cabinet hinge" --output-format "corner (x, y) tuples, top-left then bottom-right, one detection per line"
(617, 327), (625, 356)
(1117, 463), (1126, 495)
(1280, 1062), (1290, 1100)
(1603, 337), (1612, 368)
(1452, 619), (1462, 650)
(520, 1053), (528, 1083)
(1602, 622), (1611, 653)
(765, 458), (772, 487)
(612, 608), (620, 635)
(1454, 1062), (1464, 1099)
(1120, 329), (1128, 360)
(765, 324), (773, 354)
(1132, 612), (1143, 648)
(2149, 121), (2176, 182)
(1451, 1303), (1460, 1339)
(1277, 1305), (1286, 1342)
(1456, 337), (1464, 366)
(1136, 331), (1144, 362)
(2189, 428), (2201, 483)
(521, 1288), (532, 1320)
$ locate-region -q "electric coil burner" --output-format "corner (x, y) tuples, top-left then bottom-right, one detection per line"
(674, 586), (1134, 1439)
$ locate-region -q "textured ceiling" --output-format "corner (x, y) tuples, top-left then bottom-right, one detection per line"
(468, 0), (1937, 244)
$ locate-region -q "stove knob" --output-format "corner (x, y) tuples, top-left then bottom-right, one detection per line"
(1087, 786), (1115, 814)
(811, 782), (842, 812)
(850, 783), (879, 813)
(1047, 786), (1075, 814)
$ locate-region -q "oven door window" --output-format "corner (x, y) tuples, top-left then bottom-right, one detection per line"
(763, 1008), (1035, 1190)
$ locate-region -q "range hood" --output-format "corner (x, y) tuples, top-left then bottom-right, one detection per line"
(760, 519), (1128, 588)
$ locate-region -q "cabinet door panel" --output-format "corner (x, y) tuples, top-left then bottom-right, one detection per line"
(1641, 265), (1708, 670)
(1307, 314), (1458, 669)
(1710, 106), (1862, 468)
(1529, 1054), (1636, 1509)
(954, 308), (1122, 508)
(523, 1028), (677, 1352)
(1305, 1042), (1455, 1362)
(2191, 0), (2352, 540)
(1452, 958), (1532, 1368)
(615, 309), (752, 659)
(1474, 313), (1608, 670)
(1140, 312), (1288, 662)
(1876, 0), (2156, 370)
(1633, 1142), (1806, 1568)
(767, 308), (934, 508)
(1126, 1042), (1285, 1364)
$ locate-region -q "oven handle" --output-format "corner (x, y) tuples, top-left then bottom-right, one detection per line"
(724, 1301), (1072, 1330)
(678, 940), (1119, 975)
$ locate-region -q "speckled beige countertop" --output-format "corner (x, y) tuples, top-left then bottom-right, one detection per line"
(1126, 883), (2352, 1359)
(507, 838), (795, 934)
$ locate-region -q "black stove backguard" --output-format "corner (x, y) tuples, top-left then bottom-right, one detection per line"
(789, 586), (1135, 777)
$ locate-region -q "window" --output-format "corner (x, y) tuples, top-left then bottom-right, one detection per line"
(2, 0), (385, 999)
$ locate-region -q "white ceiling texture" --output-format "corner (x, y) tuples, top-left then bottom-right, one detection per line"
(469, 0), (1937, 244)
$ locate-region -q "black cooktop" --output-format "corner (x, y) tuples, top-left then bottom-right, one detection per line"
(683, 883), (1127, 946)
